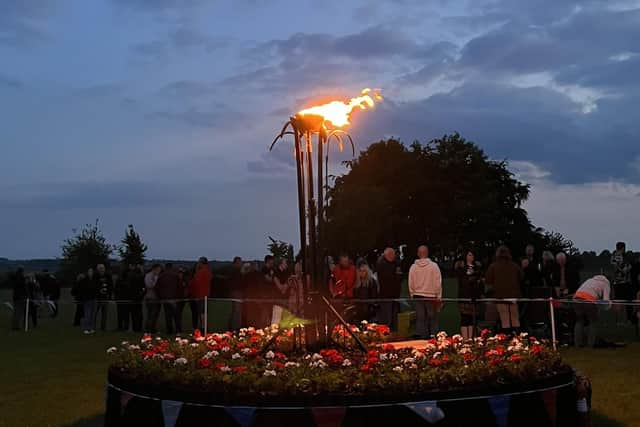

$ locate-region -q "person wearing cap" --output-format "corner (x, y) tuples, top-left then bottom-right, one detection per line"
(573, 275), (611, 348)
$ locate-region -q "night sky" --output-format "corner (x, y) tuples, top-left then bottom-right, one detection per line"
(2, 0), (640, 259)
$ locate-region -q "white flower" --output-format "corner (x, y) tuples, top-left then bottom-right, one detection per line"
(232, 353), (242, 360)
(342, 359), (352, 367)
(311, 353), (323, 361)
(403, 357), (416, 365)
(409, 363), (418, 370)
(190, 343), (199, 348)
(432, 352), (441, 359)
(204, 351), (218, 359)
(380, 353), (388, 361)
(412, 349), (426, 358)
(265, 351), (275, 359)
(121, 341), (129, 346)
(155, 337), (163, 341)
(221, 346), (231, 353)
(393, 366), (403, 372)
(388, 353), (398, 360)
(263, 369), (277, 377)
(285, 362), (300, 368)
(174, 358), (188, 365)
(180, 339), (189, 346)
(220, 366), (232, 373)
(310, 360), (328, 369)
(153, 353), (164, 359)
(241, 348), (252, 354)
(361, 320), (369, 325)
(128, 345), (140, 350)
(436, 331), (448, 340)
(106, 347), (117, 354)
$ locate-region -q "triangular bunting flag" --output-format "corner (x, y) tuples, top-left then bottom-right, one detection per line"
(161, 400), (183, 427)
(120, 391), (134, 416)
(542, 389), (558, 427)
(488, 395), (511, 427)
(225, 406), (256, 427)
(403, 401), (445, 424)
(311, 407), (347, 427)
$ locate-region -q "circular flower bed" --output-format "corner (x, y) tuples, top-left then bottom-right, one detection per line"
(107, 323), (573, 406)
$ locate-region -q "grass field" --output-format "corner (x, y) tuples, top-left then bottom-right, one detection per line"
(1, 287), (639, 427)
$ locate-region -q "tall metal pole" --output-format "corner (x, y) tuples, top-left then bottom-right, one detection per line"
(305, 132), (317, 291)
(293, 127), (307, 272)
(316, 132), (325, 295)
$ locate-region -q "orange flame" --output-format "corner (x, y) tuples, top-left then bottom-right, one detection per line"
(297, 88), (382, 128)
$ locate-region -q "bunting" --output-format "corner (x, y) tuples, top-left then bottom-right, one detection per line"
(488, 395), (511, 427)
(225, 406), (257, 427)
(311, 407), (346, 427)
(161, 400), (183, 427)
(541, 389), (557, 426)
(403, 401), (445, 424)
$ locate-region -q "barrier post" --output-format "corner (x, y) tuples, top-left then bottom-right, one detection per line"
(549, 297), (557, 350)
(204, 296), (208, 335)
(24, 298), (30, 332)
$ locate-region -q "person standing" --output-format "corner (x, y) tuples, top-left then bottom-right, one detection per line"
(227, 257), (244, 331)
(553, 252), (581, 297)
(377, 248), (401, 330)
(188, 257), (212, 331)
(115, 265), (134, 331)
(330, 254), (357, 298)
(522, 245), (543, 289)
(409, 245), (443, 339)
(455, 250), (482, 339)
(611, 241), (632, 323)
(156, 263), (182, 334)
(485, 246), (523, 334)
(541, 251), (555, 288)
(40, 270), (60, 318)
(354, 262), (379, 322)
(74, 269), (98, 334)
(144, 264), (162, 333)
(94, 264), (113, 331)
(260, 255), (276, 326)
(174, 267), (189, 333)
(573, 275), (611, 348)
(11, 268), (28, 331)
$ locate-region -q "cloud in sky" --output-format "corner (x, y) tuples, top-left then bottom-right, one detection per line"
(2, 0), (640, 259)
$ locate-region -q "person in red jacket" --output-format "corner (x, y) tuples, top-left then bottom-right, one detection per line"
(188, 257), (212, 330)
(331, 254), (356, 298)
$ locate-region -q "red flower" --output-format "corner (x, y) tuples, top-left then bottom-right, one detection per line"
(142, 334), (152, 342)
(496, 333), (507, 341)
(489, 358), (502, 366)
(367, 357), (379, 365)
(375, 325), (391, 335)
(463, 353), (475, 362)
(250, 336), (261, 344)
(480, 329), (490, 338)
(272, 361), (285, 370)
(275, 352), (287, 361)
(509, 354), (523, 363)
(142, 350), (155, 358)
(429, 359), (441, 367)
(495, 345), (505, 356)
(198, 358), (212, 368)
(233, 366), (248, 373)
(215, 362), (226, 369)
(194, 329), (202, 339)
(382, 344), (396, 352)
(236, 342), (246, 350)
(441, 355), (450, 363)
(361, 364), (371, 373)
(531, 345), (544, 355)
(367, 349), (379, 358)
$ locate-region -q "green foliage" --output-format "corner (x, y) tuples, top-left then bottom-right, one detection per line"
(325, 134), (571, 259)
(60, 220), (115, 281)
(118, 224), (148, 266)
(267, 236), (294, 263)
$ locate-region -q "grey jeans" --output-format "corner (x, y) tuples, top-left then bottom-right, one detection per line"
(82, 300), (97, 331)
(574, 301), (599, 347)
(414, 296), (440, 338)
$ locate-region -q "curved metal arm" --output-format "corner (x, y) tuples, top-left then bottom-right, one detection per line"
(269, 121), (295, 151)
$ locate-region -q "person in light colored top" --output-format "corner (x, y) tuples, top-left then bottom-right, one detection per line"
(409, 245), (442, 338)
(573, 275), (611, 348)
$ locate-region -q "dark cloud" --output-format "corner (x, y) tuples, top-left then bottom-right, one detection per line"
(0, 0), (55, 47)
(146, 108), (245, 128)
(0, 181), (183, 209)
(0, 74), (23, 89)
(130, 40), (169, 64)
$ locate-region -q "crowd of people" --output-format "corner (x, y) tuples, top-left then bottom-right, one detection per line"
(8, 241), (640, 348)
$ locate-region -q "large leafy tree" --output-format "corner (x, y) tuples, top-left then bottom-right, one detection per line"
(325, 134), (566, 260)
(60, 220), (115, 280)
(119, 224), (148, 266)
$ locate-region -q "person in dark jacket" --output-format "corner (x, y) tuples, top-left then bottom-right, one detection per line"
(11, 268), (28, 330)
(354, 262), (379, 322)
(486, 246), (523, 333)
(456, 250), (483, 339)
(72, 269), (98, 334)
(541, 251), (555, 288)
(228, 256), (244, 331)
(552, 252), (581, 297)
(377, 247), (401, 330)
(116, 264), (146, 332)
(39, 270), (60, 318)
(94, 264), (113, 331)
(156, 263), (182, 334)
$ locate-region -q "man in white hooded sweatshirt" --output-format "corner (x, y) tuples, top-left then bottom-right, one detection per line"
(409, 245), (442, 338)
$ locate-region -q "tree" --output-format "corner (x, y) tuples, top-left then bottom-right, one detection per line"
(267, 236), (294, 263)
(325, 134), (567, 260)
(60, 220), (115, 281)
(118, 224), (148, 266)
